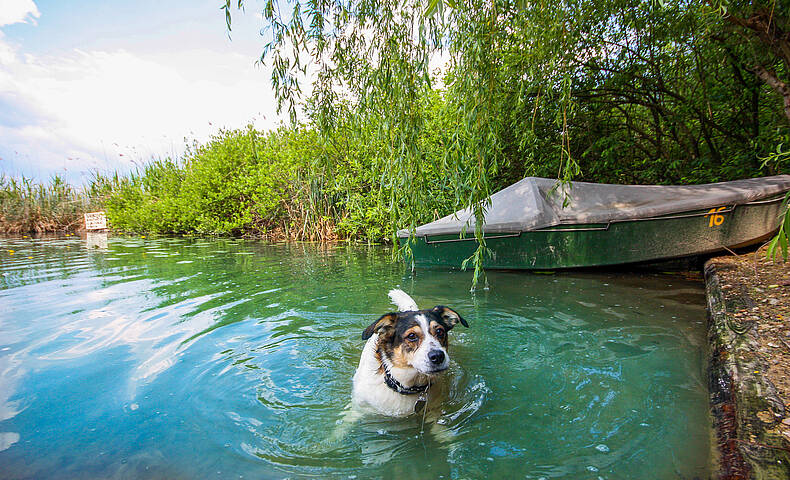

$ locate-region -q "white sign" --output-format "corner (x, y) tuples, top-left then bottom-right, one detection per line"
(84, 211), (107, 230)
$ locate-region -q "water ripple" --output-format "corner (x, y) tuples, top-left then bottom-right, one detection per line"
(0, 236), (711, 479)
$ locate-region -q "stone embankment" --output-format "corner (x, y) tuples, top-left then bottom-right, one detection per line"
(705, 252), (790, 479)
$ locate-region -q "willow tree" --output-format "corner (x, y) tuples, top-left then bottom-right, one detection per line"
(224, 0), (789, 277)
(224, 0), (536, 284)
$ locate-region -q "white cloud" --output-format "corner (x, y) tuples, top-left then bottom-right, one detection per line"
(0, 33), (282, 182)
(0, 0), (40, 27)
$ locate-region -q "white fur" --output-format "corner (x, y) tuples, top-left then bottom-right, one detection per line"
(388, 289), (418, 312)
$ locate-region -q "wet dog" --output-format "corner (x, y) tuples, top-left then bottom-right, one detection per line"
(351, 289), (468, 417)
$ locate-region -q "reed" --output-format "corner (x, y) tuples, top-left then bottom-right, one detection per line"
(0, 173), (107, 234)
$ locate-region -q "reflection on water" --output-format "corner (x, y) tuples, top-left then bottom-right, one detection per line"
(86, 232), (108, 250)
(0, 235), (710, 479)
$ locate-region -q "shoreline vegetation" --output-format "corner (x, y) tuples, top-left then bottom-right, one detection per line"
(0, 118), (786, 242)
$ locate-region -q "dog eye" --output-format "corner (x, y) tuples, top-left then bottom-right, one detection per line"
(435, 328), (445, 338)
(406, 332), (419, 342)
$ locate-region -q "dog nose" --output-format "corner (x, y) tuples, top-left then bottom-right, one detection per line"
(428, 350), (445, 365)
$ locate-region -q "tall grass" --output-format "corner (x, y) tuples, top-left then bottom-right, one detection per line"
(0, 172), (122, 234)
(0, 175), (81, 233)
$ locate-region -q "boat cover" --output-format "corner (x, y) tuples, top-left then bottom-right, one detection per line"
(397, 175), (790, 237)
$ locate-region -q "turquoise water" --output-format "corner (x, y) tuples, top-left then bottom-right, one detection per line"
(0, 235), (710, 479)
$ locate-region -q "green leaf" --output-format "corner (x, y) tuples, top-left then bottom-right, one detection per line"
(425, 0), (440, 17)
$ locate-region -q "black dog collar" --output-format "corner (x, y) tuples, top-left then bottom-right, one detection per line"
(383, 368), (429, 395)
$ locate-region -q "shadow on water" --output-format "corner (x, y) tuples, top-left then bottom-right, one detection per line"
(0, 234), (710, 479)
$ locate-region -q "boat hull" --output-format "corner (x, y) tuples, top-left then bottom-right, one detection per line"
(400, 197), (786, 269)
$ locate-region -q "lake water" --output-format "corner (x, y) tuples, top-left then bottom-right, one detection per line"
(0, 235), (711, 479)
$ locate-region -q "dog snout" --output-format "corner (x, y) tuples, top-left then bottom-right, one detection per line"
(428, 349), (445, 365)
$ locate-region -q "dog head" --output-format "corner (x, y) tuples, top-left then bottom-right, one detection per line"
(362, 306), (468, 375)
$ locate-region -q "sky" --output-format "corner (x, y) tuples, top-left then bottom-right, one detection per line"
(0, 0), (284, 184)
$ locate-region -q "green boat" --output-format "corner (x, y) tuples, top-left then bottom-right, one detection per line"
(397, 176), (790, 270)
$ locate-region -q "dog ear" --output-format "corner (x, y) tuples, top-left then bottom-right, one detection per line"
(362, 313), (398, 340)
(431, 306), (469, 329)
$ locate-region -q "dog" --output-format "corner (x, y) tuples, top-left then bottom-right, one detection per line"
(351, 289), (468, 417)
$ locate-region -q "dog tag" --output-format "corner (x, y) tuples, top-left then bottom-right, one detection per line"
(415, 392), (428, 414)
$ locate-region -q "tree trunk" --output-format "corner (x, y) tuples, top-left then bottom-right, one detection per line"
(720, 7), (790, 122)
(752, 64), (790, 122)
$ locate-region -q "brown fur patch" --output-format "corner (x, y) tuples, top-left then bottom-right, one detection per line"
(429, 320), (449, 348)
(362, 313), (398, 340)
(390, 325), (422, 368)
(377, 318), (426, 369)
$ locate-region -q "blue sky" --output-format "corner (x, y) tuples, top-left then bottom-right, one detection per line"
(0, 0), (284, 183)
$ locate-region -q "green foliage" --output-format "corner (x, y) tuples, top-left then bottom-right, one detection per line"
(102, 102), (469, 241)
(103, 125), (388, 240)
(763, 143), (790, 261)
(766, 194), (790, 261)
(103, 159), (184, 233)
(105, 127), (293, 236)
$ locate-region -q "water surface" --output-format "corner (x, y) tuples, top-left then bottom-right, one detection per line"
(0, 235), (710, 479)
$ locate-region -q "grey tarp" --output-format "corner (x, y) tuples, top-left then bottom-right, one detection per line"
(397, 175), (790, 238)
